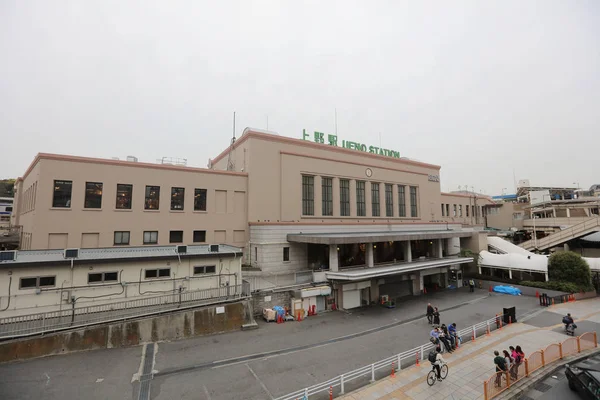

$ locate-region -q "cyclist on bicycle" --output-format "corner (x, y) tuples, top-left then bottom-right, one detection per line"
(429, 346), (447, 381)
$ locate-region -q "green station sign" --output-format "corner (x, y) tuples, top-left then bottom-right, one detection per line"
(302, 129), (400, 159)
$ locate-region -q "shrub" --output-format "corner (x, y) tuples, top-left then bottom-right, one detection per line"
(520, 280), (580, 293)
(548, 252), (594, 291)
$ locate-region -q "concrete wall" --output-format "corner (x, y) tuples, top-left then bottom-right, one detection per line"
(250, 290), (291, 316)
(486, 202), (526, 231)
(14, 154), (248, 250)
(0, 300), (251, 363)
(440, 193), (494, 226)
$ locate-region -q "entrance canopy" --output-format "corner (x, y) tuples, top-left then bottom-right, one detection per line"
(325, 257), (473, 281)
(287, 230), (472, 245)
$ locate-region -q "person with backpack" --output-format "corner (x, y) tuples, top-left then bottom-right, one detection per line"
(429, 346), (446, 381)
(512, 346), (525, 380)
(493, 350), (507, 387)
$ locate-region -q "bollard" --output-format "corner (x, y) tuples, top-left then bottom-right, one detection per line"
(329, 386), (333, 400)
(552, 298), (555, 306)
(416, 351), (420, 366)
(472, 326), (476, 342)
(340, 374), (345, 395)
(370, 364), (375, 382)
(397, 354), (402, 371)
(391, 361), (396, 377)
(486, 321), (491, 336)
(509, 316), (512, 325)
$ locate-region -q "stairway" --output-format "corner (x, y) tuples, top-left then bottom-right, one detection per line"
(520, 217), (600, 251)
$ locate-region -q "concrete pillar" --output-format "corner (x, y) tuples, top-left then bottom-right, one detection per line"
(405, 240), (412, 262)
(366, 180), (372, 217)
(545, 272), (549, 282)
(478, 265), (482, 274)
(379, 182), (385, 217)
(332, 177), (340, 216)
(314, 176), (322, 217)
(566, 208), (570, 218)
(349, 179), (356, 217)
(412, 272), (421, 295)
(564, 243), (570, 252)
(437, 239), (444, 258)
(370, 279), (380, 303)
(392, 184), (398, 217)
(329, 245), (339, 271)
(508, 269), (512, 279)
(366, 243), (374, 268)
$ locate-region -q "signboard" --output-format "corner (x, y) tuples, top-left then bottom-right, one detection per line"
(530, 190), (550, 206)
(302, 129), (400, 159)
(216, 306), (225, 314)
(428, 174), (440, 182)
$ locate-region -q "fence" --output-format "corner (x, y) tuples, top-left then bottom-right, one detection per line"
(0, 284), (246, 339)
(274, 310), (540, 400)
(483, 331), (598, 400)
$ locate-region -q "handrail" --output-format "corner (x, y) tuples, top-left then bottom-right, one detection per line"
(274, 310), (541, 400)
(521, 217), (600, 250)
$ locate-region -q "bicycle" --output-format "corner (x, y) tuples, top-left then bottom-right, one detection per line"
(427, 362), (448, 386)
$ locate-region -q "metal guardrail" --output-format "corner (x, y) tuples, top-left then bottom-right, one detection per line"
(0, 284), (247, 339)
(275, 310), (542, 400)
(521, 217), (600, 250)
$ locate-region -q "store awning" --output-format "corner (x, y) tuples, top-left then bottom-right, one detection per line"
(325, 257), (473, 281)
(287, 230), (473, 245)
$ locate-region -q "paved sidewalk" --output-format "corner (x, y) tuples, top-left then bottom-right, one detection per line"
(339, 298), (600, 400)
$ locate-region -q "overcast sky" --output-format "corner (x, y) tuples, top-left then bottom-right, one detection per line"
(1, 1), (598, 194)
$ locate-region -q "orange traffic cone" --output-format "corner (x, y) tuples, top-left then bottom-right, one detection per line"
(535, 291), (540, 298)
(416, 352), (420, 366)
(391, 361), (396, 377)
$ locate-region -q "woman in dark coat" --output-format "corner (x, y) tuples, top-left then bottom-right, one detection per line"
(433, 307), (440, 325)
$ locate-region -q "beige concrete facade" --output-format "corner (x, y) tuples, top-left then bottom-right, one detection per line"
(485, 202), (526, 230)
(13, 154), (248, 250)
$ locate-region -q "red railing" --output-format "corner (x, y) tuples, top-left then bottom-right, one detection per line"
(483, 332), (597, 400)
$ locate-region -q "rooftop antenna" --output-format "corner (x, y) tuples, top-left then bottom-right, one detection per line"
(227, 111), (236, 171)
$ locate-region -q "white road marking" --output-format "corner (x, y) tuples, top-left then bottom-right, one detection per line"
(246, 363), (273, 400)
(202, 385), (212, 400)
(131, 343), (148, 383)
(44, 373), (50, 386)
(95, 378), (104, 383)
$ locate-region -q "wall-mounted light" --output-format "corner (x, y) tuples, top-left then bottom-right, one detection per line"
(337, 247), (340, 251)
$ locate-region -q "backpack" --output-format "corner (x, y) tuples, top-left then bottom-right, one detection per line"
(428, 351), (437, 363)
(515, 353), (522, 364)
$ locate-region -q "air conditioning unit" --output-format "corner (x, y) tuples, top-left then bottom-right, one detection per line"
(64, 249), (79, 259)
(0, 250), (16, 262)
(176, 245), (187, 254)
(209, 244), (219, 253)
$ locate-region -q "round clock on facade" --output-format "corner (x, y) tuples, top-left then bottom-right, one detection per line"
(365, 168), (373, 177)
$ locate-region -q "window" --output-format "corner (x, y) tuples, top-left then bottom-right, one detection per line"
(356, 181), (366, 216)
(6, 206), (12, 212)
(193, 265), (216, 275)
(145, 268), (171, 279)
(466, 205), (469, 217)
(283, 247), (290, 262)
(441, 204), (445, 217)
(410, 186), (418, 217)
(114, 231), (130, 245)
(88, 271), (118, 284)
(453, 204), (457, 217)
(302, 175), (314, 215)
(385, 183), (393, 217)
(459, 205), (463, 217)
(255, 247), (258, 261)
(340, 179), (350, 216)
(446, 204), (450, 217)
(322, 177), (333, 216)
(19, 276), (56, 289)
(143, 231), (158, 244)
(193, 230), (206, 242)
(145, 186), (160, 210)
(398, 185), (406, 217)
(116, 184), (133, 209)
(52, 180), (72, 208)
(371, 183), (380, 217)
(194, 188), (207, 211)
(171, 187), (185, 210)
(169, 230), (183, 243)
(84, 182), (103, 209)
(513, 213), (524, 220)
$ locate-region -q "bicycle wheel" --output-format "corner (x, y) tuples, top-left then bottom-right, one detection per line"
(440, 364), (449, 379)
(427, 370), (437, 386)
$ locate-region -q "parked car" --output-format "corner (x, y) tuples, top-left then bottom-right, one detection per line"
(566, 355), (600, 399)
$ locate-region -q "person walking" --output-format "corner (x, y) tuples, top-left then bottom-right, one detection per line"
(427, 303), (434, 325)
(513, 346), (525, 380)
(493, 350), (507, 387)
(503, 350), (513, 381)
(433, 307), (441, 326)
(469, 279), (475, 292)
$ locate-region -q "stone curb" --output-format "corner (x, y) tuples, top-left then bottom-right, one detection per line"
(493, 347), (600, 400)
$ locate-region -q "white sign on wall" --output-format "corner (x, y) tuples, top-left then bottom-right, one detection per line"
(216, 306), (225, 314)
(264, 296), (272, 302)
(530, 190), (550, 206)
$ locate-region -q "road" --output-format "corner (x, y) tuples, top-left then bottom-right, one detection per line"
(0, 288), (540, 400)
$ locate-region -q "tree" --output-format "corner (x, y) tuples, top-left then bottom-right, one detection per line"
(548, 251), (593, 291)
(0, 179), (16, 197)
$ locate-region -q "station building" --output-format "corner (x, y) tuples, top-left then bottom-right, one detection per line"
(7, 128), (494, 313)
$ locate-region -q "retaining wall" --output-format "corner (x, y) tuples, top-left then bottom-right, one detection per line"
(0, 300), (252, 363)
(250, 290), (291, 316)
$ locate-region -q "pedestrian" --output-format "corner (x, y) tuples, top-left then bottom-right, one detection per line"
(513, 346), (525, 380)
(469, 279), (475, 292)
(441, 324), (455, 349)
(438, 327), (454, 353)
(426, 303), (434, 325)
(509, 346), (518, 380)
(433, 307), (440, 325)
(449, 323), (460, 347)
(493, 350), (507, 387)
(503, 350), (513, 380)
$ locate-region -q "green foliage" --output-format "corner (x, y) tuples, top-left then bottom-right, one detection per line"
(0, 179), (15, 197)
(520, 280), (580, 293)
(548, 251), (593, 291)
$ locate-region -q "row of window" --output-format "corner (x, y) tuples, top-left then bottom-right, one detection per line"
(18, 266), (217, 289)
(302, 176), (419, 218)
(52, 180), (208, 212)
(114, 230), (207, 245)
(440, 203), (485, 218)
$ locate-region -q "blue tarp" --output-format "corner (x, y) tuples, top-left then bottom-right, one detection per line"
(493, 286), (522, 296)
(273, 306), (285, 316)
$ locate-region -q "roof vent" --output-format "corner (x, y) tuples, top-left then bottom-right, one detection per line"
(209, 244), (219, 253)
(64, 249), (79, 259)
(176, 245), (187, 254)
(126, 156), (138, 162)
(0, 250), (16, 262)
